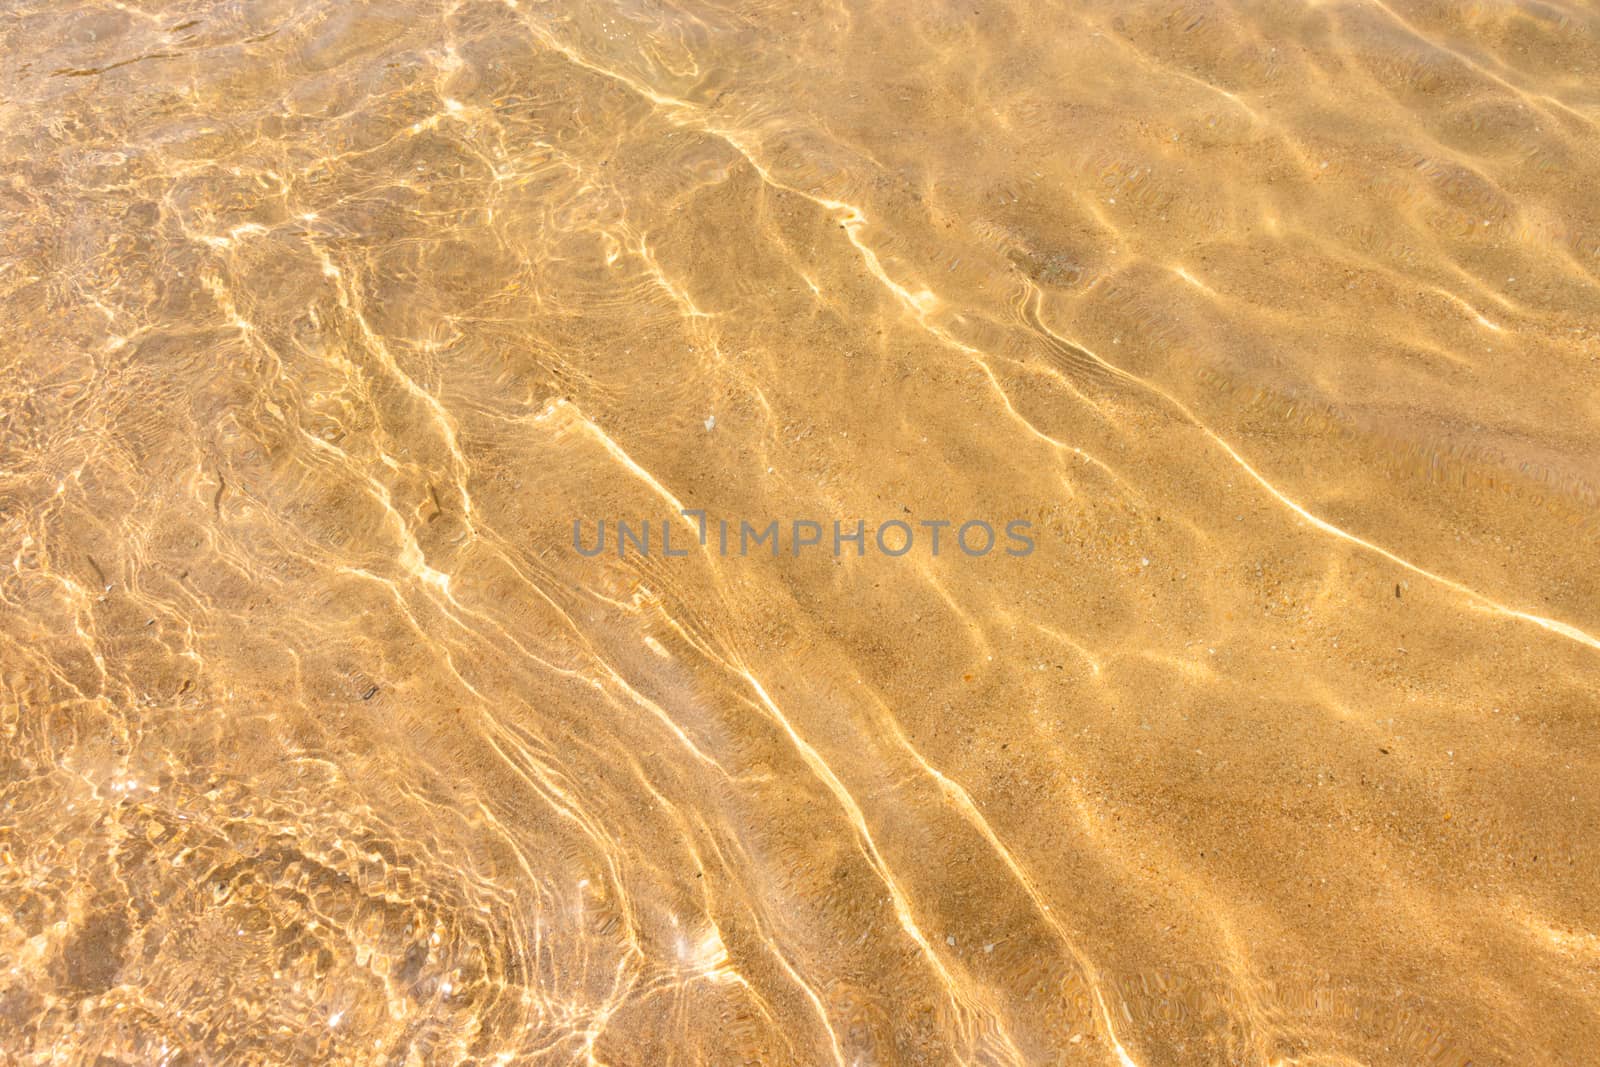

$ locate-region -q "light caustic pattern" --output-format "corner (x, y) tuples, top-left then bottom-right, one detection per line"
(2, 0), (1599, 1064)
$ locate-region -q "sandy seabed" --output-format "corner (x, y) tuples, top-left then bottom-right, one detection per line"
(2, 2), (1599, 1064)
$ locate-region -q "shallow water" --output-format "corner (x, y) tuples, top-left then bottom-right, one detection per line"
(3, 1), (1599, 1064)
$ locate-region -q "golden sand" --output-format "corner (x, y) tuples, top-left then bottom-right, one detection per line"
(2, 2), (1599, 1064)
